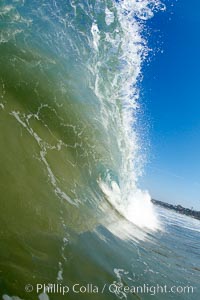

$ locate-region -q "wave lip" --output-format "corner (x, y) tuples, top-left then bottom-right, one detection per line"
(92, 0), (165, 234)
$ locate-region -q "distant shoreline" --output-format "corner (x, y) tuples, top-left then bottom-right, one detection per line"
(151, 199), (200, 221)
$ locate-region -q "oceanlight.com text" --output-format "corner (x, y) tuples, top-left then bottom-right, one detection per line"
(108, 283), (194, 296)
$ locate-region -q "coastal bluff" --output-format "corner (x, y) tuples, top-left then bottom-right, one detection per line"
(151, 199), (200, 221)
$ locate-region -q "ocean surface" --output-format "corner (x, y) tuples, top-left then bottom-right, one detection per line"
(0, 0), (199, 299)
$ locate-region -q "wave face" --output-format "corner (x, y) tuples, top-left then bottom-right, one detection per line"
(0, 0), (164, 298)
(0, 0), (164, 230)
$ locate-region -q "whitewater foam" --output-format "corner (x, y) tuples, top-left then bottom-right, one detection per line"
(99, 179), (159, 231)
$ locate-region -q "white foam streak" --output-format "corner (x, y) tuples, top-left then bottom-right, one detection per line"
(105, 8), (115, 26)
(91, 23), (100, 51)
(10, 110), (78, 207)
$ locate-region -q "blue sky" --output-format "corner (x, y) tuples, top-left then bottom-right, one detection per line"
(139, 0), (200, 210)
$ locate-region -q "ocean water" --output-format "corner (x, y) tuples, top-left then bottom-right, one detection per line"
(0, 0), (199, 299)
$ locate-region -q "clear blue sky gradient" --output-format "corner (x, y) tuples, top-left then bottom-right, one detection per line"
(139, 0), (200, 210)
